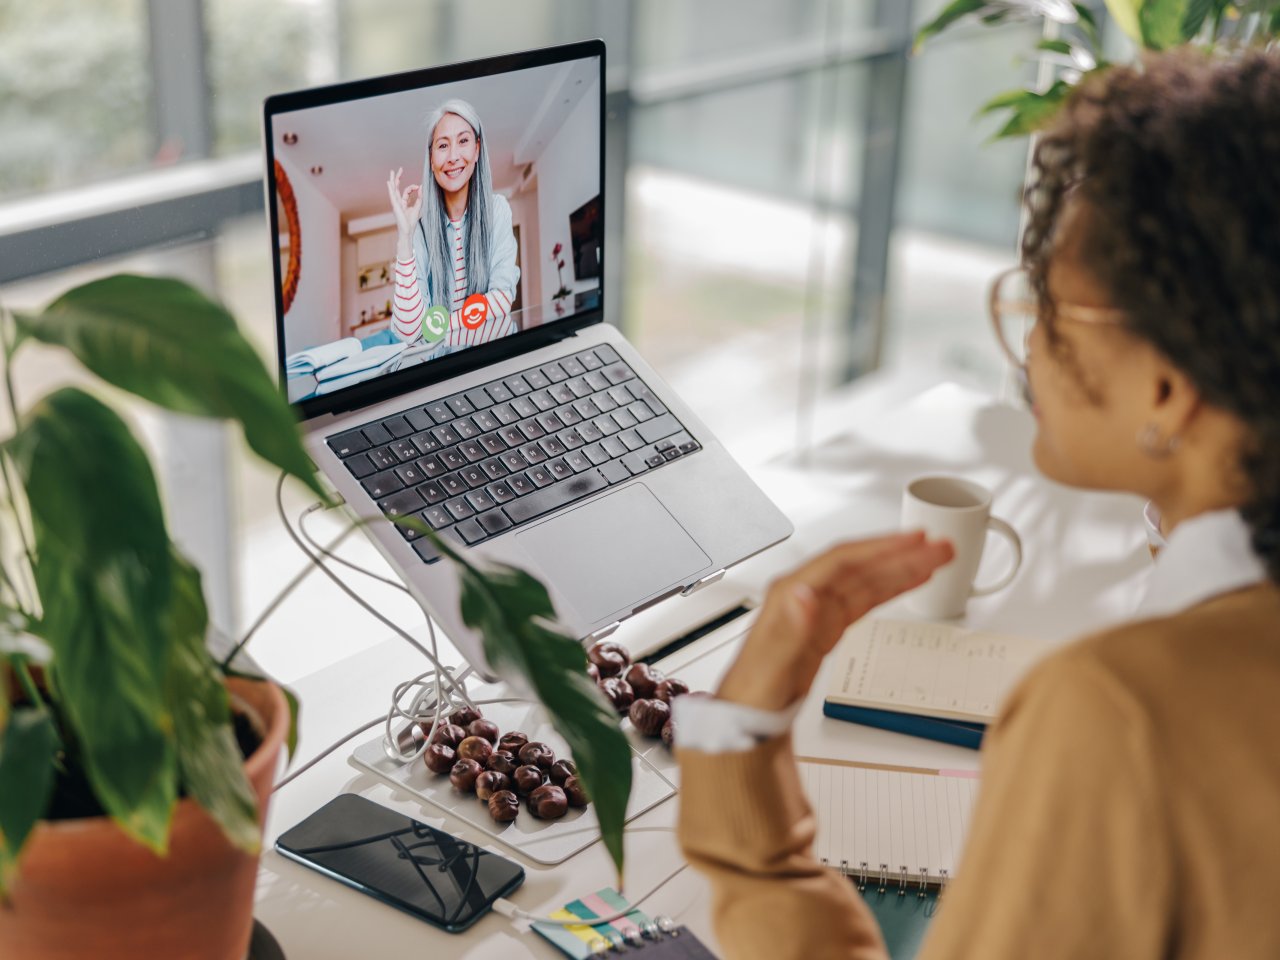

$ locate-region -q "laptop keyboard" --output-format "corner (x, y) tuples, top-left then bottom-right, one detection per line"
(325, 344), (701, 563)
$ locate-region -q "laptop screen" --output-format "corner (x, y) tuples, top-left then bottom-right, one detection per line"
(267, 48), (603, 405)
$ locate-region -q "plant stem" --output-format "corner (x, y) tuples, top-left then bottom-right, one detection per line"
(0, 310), (37, 614)
(9, 653), (45, 709)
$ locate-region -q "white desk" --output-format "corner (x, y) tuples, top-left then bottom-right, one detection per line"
(252, 380), (1155, 957)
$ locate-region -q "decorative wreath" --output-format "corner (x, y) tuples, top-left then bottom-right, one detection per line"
(274, 159), (301, 315)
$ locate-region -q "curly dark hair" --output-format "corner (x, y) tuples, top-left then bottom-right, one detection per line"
(1021, 48), (1280, 582)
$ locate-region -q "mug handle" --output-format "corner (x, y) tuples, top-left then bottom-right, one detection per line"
(970, 516), (1022, 597)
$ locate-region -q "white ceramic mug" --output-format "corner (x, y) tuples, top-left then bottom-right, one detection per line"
(900, 475), (1023, 619)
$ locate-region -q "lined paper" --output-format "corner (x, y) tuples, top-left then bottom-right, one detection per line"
(798, 759), (979, 886)
(828, 619), (1045, 721)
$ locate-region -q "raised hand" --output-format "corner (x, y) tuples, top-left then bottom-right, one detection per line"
(716, 532), (954, 712)
(386, 167), (423, 238)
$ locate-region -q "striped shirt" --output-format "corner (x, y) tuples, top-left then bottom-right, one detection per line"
(392, 213), (518, 348)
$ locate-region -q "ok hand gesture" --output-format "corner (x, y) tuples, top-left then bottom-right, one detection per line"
(386, 167), (423, 239)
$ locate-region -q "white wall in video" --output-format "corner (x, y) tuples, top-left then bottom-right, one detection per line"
(274, 57), (601, 401)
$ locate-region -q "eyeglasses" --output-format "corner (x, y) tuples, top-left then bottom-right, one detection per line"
(988, 266), (1126, 368)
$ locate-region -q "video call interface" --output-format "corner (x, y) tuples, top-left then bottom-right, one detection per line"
(273, 55), (603, 402)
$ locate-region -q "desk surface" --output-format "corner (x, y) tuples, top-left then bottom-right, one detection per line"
(252, 379), (1154, 958)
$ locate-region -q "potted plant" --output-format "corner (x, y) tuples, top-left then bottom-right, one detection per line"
(0, 274), (634, 958)
(0, 275), (325, 958)
(915, 0), (1280, 138)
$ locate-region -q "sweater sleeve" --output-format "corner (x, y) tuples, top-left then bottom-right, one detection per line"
(917, 652), (1174, 960)
(677, 733), (889, 960)
(392, 256), (424, 342)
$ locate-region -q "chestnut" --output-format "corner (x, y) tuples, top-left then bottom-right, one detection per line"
(449, 705), (483, 728)
(429, 723), (467, 749)
(587, 641), (630, 678)
(449, 758), (483, 792)
(629, 698), (670, 737)
(654, 678), (690, 703)
(487, 749), (519, 776)
(468, 718), (500, 744)
(513, 764), (545, 796)
(475, 770), (511, 802)
(598, 677), (634, 714)
(549, 758), (577, 786)
(625, 662), (664, 699)
(488, 789), (520, 823)
(563, 775), (590, 808)
(518, 741), (555, 771)
(528, 784), (569, 820)
(661, 717), (676, 749)
(423, 743), (456, 775)
(586, 662), (600, 682)
(497, 731), (529, 754)
(457, 736), (493, 765)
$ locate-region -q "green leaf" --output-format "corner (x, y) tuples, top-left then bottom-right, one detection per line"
(1180, 0), (1215, 38)
(1073, 2), (1101, 42)
(1036, 38), (1074, 54)
(433, 530), (632, 880)
(988, 80), (1074, 139)
(914, 0), (990, 51)
(166, 553), (260, 853)
(8, 388), (178, 852)
(1139, 0), (1191, 48)
(1270, 5), (1280, 35)
(977, 88), (1042, 116)
(0, 706), (58, 889)
(1103, 0), (1145, 41)
(13, 275), (326, 502)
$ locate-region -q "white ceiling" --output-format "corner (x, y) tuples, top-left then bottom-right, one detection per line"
(273, 58), (597, 224)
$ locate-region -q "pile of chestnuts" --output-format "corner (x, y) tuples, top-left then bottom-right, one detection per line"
(421, 704), (590, 824)
(588, 642), (695, 749)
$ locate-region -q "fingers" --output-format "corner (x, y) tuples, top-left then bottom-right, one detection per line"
(762, 534), (954, 642)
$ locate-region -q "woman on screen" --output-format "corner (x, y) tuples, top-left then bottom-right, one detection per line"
(675, 49), (1280, 958)
(386, 98), (518, 354)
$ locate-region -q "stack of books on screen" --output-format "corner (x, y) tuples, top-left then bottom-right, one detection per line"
(285, 338), (407, 398)
(822, 619), (1048, 750)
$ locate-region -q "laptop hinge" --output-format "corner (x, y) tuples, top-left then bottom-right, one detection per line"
(584, 620), (622, 645)
(680, 568), (727, 597)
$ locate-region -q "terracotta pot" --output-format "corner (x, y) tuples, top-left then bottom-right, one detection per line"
(0, 676), (288, 960)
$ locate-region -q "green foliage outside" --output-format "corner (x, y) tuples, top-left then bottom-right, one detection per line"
(916, 0), (1280, 138)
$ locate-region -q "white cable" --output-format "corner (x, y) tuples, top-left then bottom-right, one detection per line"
(493, 861), (689, 927)
(298, 502), (411, 594)
(272, 715), (386, 792)
(270, 474), (476, 771)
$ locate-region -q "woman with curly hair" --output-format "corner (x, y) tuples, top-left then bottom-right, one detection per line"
(674, 49), (1280, 958)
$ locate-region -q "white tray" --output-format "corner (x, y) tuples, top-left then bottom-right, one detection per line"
(350, 698), (677, 865)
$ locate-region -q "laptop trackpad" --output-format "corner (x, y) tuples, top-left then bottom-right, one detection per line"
(515, 484), (711, 624)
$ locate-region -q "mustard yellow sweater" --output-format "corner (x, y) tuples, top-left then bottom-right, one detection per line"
(677, 585), (1280, 959)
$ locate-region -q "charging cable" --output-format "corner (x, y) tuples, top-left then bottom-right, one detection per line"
(493, 861), (689, 927)
(258, 475), (693, 928)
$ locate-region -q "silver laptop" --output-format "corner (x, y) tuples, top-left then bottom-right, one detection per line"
(264, 40), (792, 676)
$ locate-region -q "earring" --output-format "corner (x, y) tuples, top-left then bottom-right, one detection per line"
(1137, 423), (1180, 458)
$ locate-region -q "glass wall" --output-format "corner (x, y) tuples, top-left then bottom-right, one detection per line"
(0, 0), (151, 201)
(1, 0), (1061, 649)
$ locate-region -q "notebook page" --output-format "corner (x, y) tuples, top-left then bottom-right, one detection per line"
(827, 619), (1045, 722)
(798, 758), (979, 886)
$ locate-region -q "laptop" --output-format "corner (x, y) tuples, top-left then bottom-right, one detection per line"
(263, 39), (792, 677)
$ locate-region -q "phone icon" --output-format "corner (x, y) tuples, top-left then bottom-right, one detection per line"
(423, 305), (449, 343)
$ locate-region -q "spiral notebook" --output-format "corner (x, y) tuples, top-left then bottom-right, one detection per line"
(798, 756), (980, 960)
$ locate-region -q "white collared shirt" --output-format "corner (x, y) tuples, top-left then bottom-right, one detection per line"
(676, 508), (1269, 754)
